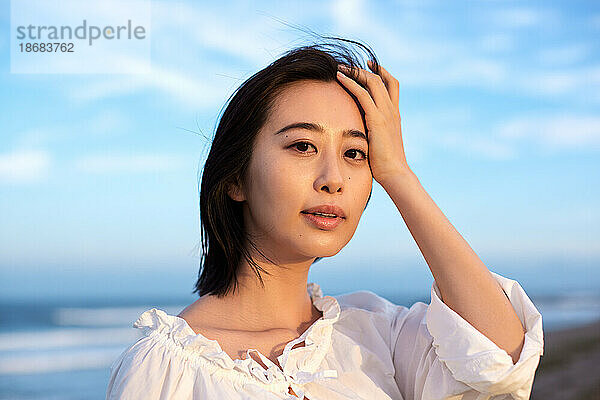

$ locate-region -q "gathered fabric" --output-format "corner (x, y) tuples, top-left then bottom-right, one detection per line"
(106, 271), (544, 399)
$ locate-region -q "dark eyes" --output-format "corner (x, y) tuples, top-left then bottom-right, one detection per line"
(289, 142), (368, 161)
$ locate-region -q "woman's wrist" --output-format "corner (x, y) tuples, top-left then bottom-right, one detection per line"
(374, 164), (417, 187)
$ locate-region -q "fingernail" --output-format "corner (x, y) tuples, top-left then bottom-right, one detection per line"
(336, 71), (345, 78)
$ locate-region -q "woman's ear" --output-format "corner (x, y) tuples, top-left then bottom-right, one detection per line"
(227, 177), (245, 202)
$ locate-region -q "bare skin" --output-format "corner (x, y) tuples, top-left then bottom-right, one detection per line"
(178, 79), (373, 369)
(178, 292), (321, 370)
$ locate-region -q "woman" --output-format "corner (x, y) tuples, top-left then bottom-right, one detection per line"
(106, 38), (544, 399)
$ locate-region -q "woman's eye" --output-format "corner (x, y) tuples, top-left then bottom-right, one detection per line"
(288, 142), (367, 161)
(291, 142), (315, 153)
(345, 149), (368, 161)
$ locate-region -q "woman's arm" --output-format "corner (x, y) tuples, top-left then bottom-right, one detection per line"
(336, 62), (524, 364)
(379, 167), (525, 364)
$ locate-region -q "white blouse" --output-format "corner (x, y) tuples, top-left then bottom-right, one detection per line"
(106, 271), (544, 400)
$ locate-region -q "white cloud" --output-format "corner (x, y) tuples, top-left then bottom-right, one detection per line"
(520, 71), (580, 96)
(65, 2), (299, 110)
(439, 58), (508, 85)
(67, 54), (230, 110)
(330, 0), (365, 30)
(470, 139), (515, 160)
(12, 129), (57, 148)
(409, 110), (600, 161)
(74, 152), (187, 173)
(497, 114), (600, 150)
(436, 132), (516, 160)
(150, 1), (286, 66)
(12, 110), (132, 149)
(67, 75), (148, 103)
(0, 149), (51, 184)
(466, 138), (516, 160)
(45, 1), (600, 111)
(326, 2), (600, 105)
(327, 6), (518, 94)
(518, 65), (600, 97)
(328, 12), (510, 91)
(382, 33), (597, 101)
(404, 106), (516, 161)
(537, 43), (591, 65)
(84, 109), (133, 136)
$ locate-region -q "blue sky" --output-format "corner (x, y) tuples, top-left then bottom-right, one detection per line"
(1, 0), (598, 299)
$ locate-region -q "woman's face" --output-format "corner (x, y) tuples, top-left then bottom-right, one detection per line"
(231, 79), (373, 264)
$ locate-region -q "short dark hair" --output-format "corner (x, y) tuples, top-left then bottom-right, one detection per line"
(193, 35), (379, 297)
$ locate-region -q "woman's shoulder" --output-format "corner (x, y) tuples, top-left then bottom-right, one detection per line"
(111, 308), (234, 372)
(106, 308), (234, 398)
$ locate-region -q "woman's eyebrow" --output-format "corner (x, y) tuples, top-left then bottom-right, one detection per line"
(273, 122), (367, 142)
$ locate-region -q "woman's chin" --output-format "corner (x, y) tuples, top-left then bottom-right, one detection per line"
(309, 246), (344, 258)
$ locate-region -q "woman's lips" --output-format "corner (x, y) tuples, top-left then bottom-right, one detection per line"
(301, 212), (344, 230)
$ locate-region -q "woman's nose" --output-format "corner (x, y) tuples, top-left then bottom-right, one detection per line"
(314, 154), (344, 194)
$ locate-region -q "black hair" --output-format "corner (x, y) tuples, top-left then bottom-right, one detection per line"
(193, 34), (379, 297)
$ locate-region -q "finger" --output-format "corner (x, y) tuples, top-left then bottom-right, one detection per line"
(367, 60), (399, 108)
(338, 64), (390, 108)
(336, 70), (378, 117)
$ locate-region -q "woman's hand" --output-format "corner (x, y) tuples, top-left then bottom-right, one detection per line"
(336, 61), (411, 185)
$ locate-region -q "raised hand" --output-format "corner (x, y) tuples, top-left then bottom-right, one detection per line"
(336, 60), (410, 185)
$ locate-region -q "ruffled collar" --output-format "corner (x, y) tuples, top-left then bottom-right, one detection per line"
(133, 282), (341, 392)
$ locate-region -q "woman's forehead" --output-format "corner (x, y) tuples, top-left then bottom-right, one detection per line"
(267, 81), (365, 134)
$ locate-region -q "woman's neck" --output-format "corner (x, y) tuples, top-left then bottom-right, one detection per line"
(195, 259), (322, 333)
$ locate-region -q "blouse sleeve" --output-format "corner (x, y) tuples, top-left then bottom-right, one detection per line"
(105, 335), (196, 400)
(391, 271), (544, 400)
